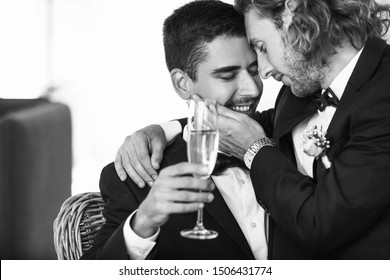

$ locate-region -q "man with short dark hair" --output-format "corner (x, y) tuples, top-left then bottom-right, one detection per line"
(82, 0), (267, 260)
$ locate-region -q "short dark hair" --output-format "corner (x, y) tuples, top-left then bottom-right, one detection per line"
(235, 0), (390, 63)
(163, 0), (246, 80)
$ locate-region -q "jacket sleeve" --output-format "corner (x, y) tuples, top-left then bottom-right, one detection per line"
(250, 75), (390, 254)
(81, 162), (148, 259)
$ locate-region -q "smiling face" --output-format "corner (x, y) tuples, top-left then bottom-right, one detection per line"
(244, 9), (323, 97)
(192, 35), (262, 118)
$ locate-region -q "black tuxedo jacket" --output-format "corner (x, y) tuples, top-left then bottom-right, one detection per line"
(252, 37), (390, 259)
(81, 136), (255, 260)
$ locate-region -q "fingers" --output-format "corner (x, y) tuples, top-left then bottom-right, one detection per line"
(132, 142), (158, 186)
(215, 103), (241, 120)
(118, 136), (159, 187)
(138, 164), (216, 229)
(168, 202), (206, 214)
(170, 189), (214, 204)
(114, 152), (128, 181)
(151, 181), (215, 214)
(122, 150), (147, 188)
(150, 137), (164, 170)
(162, 162), (209, 178)
(171, 175), (215, 192)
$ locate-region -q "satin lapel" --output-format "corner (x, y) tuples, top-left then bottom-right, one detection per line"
(160, 134), (188, 165)
(325, 38), (388, 160)
(129, 136), (189, 204)
(204, 188), (255, 259)
(273, 86), (317, 139)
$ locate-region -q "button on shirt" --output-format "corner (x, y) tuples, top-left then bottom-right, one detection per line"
(212, 167), (268, 259)
(292, 48), (364, 177)
(123, 124), (268, 260)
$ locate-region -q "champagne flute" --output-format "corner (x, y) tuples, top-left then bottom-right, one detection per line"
(180, 97), (219, 240)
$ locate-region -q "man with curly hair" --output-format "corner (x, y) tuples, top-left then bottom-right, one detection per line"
(114, 0), (390, 259)
(224, 0), (390, 259)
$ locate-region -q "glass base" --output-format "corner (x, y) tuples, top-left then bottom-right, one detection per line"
(180, 226), (218, 240)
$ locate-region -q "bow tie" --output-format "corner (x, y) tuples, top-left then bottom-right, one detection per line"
(211, 152), (247, 176)
(311, 88), (339, 112)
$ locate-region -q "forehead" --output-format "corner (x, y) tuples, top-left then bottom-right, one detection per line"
(199, 35), (256, 69)
(244, 9), (280, 44)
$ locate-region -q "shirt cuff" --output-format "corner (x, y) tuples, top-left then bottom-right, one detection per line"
(123, 210), (159, 260)
(160, 121), (182, 145)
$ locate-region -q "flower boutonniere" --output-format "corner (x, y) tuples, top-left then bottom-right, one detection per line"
(302, 125), (332, 169)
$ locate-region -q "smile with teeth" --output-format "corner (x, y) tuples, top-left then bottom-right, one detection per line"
(231, 105), (251, 112)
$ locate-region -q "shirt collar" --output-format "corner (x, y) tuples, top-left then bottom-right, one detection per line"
(183, 124), (189, 143)
(326, 46), (364, 101)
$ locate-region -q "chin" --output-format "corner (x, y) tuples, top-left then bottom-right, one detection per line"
(291, 84), (314, 98)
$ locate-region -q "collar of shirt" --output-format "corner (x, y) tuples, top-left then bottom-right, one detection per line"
(323, 46), (364, 100)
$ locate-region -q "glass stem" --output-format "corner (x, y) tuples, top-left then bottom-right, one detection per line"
(195, 207), (204, 229)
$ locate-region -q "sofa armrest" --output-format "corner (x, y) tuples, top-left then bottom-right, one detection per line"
(0, 100), (72, 259)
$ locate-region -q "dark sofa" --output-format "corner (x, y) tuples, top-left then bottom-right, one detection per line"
(0, 98), (72, 259)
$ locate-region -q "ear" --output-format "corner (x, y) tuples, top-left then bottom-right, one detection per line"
(282, 0), (298, 27)
(285, 0), (298, 12)
(170, 68), (193, 100)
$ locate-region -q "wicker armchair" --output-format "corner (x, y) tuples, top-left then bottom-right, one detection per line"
(53, 192), (106, 260)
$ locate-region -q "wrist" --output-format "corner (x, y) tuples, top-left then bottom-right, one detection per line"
(131, 210), (159, 238)
(244, 137), (276, 169)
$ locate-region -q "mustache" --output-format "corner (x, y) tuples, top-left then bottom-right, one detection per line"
(224, 97), (258, 108)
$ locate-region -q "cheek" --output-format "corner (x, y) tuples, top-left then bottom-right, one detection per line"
(268, 51), (284, 70)
(199, 81), (234, 105)
(267, 40), (288, 70)
(254, 77), (263, 93)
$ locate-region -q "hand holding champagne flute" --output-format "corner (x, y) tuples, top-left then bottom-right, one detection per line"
(180, 97), (219, 239)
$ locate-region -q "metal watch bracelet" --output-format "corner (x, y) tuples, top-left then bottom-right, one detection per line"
(244, 137), (276, 169)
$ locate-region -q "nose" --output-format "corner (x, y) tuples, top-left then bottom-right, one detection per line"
(237, 71), (261, 98)
(257, 53), (274, 79)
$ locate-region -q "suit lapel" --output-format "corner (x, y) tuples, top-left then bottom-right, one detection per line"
(273, 86), (317, 139)
(162, 135), (254, 259)
(325, 38), (388, 160)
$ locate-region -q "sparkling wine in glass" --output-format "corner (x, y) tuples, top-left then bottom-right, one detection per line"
(180, 97), (219, 240)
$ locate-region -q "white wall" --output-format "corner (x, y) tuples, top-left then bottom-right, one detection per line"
(0, 0), (49, 98)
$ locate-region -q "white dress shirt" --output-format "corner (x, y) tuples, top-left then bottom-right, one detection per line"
(122, 124), (268, 260)
(292, 48), (363, 176)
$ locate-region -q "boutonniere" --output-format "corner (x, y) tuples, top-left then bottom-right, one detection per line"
(301, 125), (332, 169)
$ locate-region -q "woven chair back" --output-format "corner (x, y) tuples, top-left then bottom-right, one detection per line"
(53, 192), (106, 260)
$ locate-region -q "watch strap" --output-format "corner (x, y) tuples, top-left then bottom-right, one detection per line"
(244, 137), (276, 169)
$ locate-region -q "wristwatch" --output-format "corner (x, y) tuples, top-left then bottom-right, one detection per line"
(244, 137), (276, 169)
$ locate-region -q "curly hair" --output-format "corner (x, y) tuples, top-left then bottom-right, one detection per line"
(163, 0), (246, 80)
(235, 0), (390, 62)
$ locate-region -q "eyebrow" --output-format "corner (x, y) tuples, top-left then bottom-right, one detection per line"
(211, 60), (258, 75)
(211, 65), (241, 75)
(248, 60), (258, 68)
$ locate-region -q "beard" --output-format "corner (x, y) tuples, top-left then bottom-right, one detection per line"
(281, 33), (324, 98)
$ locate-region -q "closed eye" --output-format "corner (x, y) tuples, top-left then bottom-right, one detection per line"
(219, 73), (237, 81)
(212, 66), (240, 82)
(248, 61), (259, 76)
